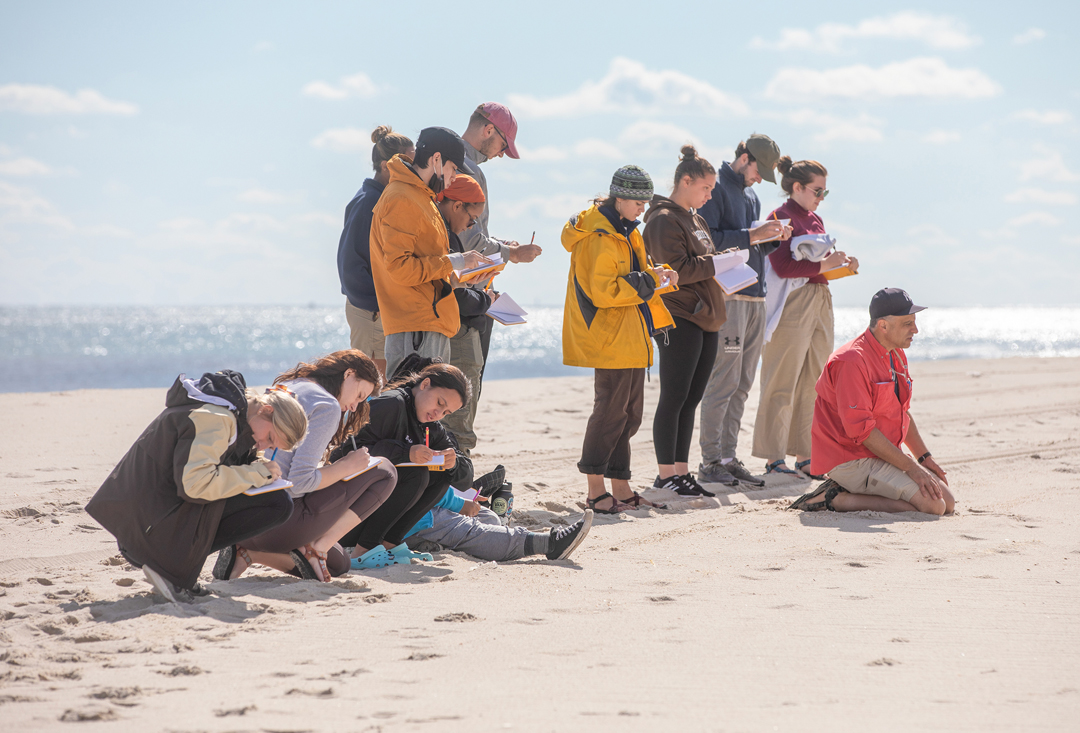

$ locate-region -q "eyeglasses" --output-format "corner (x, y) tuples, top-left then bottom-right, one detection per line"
(805, 185), (829, 199)
(492, 125), (508, 153)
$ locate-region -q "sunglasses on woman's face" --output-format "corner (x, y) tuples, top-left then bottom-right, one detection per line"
(805, 186), (829, 199)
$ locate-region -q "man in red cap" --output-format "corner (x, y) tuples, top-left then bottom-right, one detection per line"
(453, 102), (543, 450)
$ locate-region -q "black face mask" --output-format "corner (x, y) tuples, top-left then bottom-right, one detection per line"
(427, 171), (445, 195)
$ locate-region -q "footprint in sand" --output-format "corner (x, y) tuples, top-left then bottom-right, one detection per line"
(434, 612), (478, 622)
(867, 658), (901, 666)
(157, 665), (203, 676)
(648, 596), (675, 603)
(60, 706), (117, 722)
(405, 652), (443, 661)
(363, 594), (391, 604)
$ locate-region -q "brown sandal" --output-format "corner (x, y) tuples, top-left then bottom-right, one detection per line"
(621, 492), (667, 510)
(586, 492), (630, 515)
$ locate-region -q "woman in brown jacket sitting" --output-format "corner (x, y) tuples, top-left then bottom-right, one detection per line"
(643, 146), (725, 498)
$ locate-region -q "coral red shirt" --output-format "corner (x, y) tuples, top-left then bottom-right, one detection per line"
(811, 329), (912, 475)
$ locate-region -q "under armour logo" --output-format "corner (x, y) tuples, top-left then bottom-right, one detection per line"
(724, 336), (741, 346)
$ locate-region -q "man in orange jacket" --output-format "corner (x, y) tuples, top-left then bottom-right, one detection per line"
(370, 127), (491, 378)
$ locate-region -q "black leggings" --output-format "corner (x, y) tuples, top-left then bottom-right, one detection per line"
(210, 490), (294, 553)
(338, 466), (452, 550)
(653, 316), (718, 465)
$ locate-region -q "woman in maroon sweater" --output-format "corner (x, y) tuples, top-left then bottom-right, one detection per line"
(751, 156), (858, 478)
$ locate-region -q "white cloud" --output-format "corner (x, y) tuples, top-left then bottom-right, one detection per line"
(1004, 188), (1077, 206)
(1019, 148), (1080, 183)
(1013, 28), (1046, 45)
(907, 223), (959, 247)
(502, 194), (596, 220)
(508, 57), (747, 119)
(237, 188), (304, 205)
(573, 139), (623, 160)
(0, 84), (138, 115)
(1013, 109), (1072, 125)
(302, 72), (380, 100)
(750, 12), (978, 53)
(764, 57), (1001, 100)
(1005, 212), (1060, 228)
(516, 145), (568, 162)
(253, 40), (274, 52)
(0, 181), (73, 230)
(0, 157), (52, 176)
(788, 109), (884, 144)
(922, 130), (961, 144)
(310, 128), (370, 153)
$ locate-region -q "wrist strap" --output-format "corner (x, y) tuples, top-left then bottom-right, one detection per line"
(917, 451), (932, 464)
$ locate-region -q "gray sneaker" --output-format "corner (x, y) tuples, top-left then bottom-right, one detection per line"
(697, 462), (738, 486)
(722, 458), (765, 487)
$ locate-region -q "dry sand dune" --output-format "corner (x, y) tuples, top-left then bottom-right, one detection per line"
(1, 356), (1078, 731)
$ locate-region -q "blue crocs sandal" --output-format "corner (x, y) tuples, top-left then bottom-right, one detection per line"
(350, 546), (395, 570)
(765, 460), (799, 476)
(389, 543), (434, 564)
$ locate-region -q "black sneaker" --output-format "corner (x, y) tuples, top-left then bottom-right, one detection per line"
(723, 459), (765, 487)
(681, 474), (716, 498)
(546, 510), (594, 560)
(654, 475), (696, 496)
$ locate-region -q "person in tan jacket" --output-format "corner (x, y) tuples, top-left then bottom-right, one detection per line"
(642, 146), (726, 499)
(369, 126), (490, 378)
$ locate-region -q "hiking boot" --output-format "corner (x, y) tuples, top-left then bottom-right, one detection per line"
(546, 510), (594, 560)
(723, 459), (765, 487)
(698, 461), (738, 486)
(681, 474), (716, 498)
(653, 475), (697, 496)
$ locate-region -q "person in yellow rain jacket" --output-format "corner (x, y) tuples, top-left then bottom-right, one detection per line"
(562, 165), (678, 514)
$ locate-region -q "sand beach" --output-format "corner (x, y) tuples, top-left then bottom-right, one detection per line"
(1, 355), (1078, 731)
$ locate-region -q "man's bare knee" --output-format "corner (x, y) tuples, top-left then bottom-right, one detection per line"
(909, 494), (946, 515)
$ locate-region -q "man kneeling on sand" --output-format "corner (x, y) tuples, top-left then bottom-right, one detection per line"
(791, 288), (955, 515)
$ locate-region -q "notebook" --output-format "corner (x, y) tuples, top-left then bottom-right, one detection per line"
(486, 292), (528, 326)
(343, 455), (383, 482)
(712, 249), (758, 295)
(456, 253), (505, 283)
(750, 218), (791, 243)
(396, 454), (446, 468)
(243, 478), (293, 496)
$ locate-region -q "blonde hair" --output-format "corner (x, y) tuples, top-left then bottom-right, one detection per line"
(245, 388), (308, 451)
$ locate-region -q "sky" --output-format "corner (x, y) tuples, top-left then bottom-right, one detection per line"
(1, 1), (1078, 309)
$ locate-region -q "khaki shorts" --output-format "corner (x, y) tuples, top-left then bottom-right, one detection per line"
(828, 457), (919, 503)
(345, 300), (384, 359)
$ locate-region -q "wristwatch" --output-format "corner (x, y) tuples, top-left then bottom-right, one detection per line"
(917, 452), (932, 464)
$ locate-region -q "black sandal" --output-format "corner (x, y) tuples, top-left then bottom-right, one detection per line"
(794, 459), (826, 481)
(288, 549), (320, 580)
(621, 492), (667, 510)
(789, 479), (848, 512)
(212, 545), (252, 580)
(587, 492), (629, 515)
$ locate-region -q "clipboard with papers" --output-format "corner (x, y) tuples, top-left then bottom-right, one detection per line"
(456, 253), (506, 283)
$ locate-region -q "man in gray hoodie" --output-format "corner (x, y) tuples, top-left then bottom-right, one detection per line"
(696, 134), (789, 487)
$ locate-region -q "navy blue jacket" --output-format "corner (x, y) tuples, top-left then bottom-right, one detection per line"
(336, 178), (383, 312)
(697, 162), (778, 298)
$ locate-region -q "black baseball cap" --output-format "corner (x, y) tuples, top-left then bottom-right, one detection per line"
(870, 288), (927, 319)
(415, 127), (466, 170)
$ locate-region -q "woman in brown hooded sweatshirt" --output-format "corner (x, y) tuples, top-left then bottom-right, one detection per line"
(642, 145), (726, 498)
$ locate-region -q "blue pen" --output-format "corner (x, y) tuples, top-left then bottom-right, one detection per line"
(270, 448), (277, 461)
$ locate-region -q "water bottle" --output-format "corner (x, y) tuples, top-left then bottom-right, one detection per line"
(489, 482), (514, 525)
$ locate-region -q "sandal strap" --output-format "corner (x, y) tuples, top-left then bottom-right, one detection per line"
(237, 547), (252, 566)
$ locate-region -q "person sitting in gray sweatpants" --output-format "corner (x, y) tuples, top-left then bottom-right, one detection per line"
(404, 488), (593, 562)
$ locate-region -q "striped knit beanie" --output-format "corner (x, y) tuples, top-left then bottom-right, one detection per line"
(609, 165), (653, 201)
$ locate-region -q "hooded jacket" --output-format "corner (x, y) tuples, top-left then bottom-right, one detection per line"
(561, 204), (676, 370)
(328, 386), (473, 489)
(85, 371), (276, 590)
(336, 177), (384, 312)
(642, 195), (727, 332)
(370, 155), (460, 338)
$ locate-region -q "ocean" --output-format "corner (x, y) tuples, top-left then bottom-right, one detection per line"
(2, 305), (1079, 394)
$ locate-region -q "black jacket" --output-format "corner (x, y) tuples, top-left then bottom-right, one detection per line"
(85, 371), (276, 590)
(330, 386), (473, 487)
(447, 225), (493, 332)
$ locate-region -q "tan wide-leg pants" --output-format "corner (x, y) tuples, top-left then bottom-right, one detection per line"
(752, 283), (834, 462)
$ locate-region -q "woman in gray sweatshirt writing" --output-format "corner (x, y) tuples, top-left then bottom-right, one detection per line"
(213, 350), (397, 582)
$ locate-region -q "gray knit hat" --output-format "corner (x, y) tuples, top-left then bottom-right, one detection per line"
(610, 165), (653, 201)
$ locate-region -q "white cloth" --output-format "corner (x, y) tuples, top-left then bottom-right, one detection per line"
(763, 234), (836, 343)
